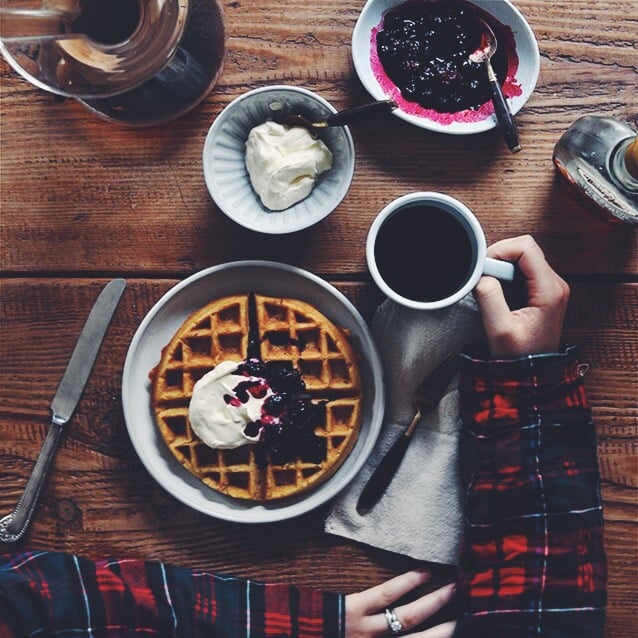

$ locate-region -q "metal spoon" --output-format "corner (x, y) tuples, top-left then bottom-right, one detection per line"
(470, 19), (521, 153)
(270, 99), (396, 135)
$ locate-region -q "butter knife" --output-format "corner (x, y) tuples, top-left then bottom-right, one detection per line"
(356, 353), (459, 515)
(0, 279), (126, 543)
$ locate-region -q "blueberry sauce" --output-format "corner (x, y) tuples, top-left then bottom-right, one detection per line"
(371, 0), (521, 124)
(239, 294), (327, 467)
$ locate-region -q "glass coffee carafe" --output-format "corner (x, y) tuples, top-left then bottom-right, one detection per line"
(0, 0), (226, 126)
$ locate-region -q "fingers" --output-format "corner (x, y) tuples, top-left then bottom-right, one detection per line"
(488, 235), (570, 320)
(475, 235), (570, 357)
(411, 620), (457, 638)
(485, 235), (569, 306)
(345, 574), (456, 638)
(485, 234), (548, 274)
(352, 569), (432, 615)
(390, 582), (456, 634)
(473, 275), (511, 335)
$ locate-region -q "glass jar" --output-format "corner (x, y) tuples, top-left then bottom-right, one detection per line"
(553, 115), (638, 225)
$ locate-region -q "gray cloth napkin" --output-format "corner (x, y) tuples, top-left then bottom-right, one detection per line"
(324, 294), (484, 566)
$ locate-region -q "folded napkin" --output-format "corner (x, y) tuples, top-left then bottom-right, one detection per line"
(325, 294), (484, 566)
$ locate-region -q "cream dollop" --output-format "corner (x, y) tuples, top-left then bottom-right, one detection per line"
(188, 360), (273, 449)
(245, 120), (333, 211)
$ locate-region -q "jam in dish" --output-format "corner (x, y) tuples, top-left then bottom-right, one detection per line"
(375, 0), (511, 114)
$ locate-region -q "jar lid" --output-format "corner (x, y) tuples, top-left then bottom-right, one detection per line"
(624, 137), (638, 179)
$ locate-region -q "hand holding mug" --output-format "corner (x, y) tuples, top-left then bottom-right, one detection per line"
(474, 235), (570, 357)
(366, 192), (515, 310)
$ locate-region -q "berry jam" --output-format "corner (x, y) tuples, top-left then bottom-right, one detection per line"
(371, 0), (521, 124)
(236, 357), (327, 467)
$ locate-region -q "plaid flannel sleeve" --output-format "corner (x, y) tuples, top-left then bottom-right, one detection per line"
(0, 551), (345, 638)
(453, 346), (607, 638)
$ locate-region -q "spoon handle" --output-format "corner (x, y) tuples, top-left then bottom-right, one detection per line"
(486, 62), (521, 153)
(323, 99), (396, 127)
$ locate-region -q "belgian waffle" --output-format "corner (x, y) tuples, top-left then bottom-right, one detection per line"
(149, 293), (363, 501)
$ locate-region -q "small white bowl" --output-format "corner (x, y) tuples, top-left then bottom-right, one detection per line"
(352, 0), (540, 134)
(203, 85), (355, 234)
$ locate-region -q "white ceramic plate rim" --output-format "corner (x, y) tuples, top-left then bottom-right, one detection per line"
(202, 86), (356, 234)
(352, 0), (540, 134)
(122, 261), (385, 523)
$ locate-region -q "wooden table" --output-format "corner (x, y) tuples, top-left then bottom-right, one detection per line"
(1, 1), (636, 635)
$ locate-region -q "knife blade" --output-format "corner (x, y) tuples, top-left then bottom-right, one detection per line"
(0, 278), (126, 543)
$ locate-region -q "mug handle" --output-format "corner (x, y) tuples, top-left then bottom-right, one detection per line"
(483, 256), (515, 281)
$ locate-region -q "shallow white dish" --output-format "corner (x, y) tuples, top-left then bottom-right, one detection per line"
(122, 261), (385, 523)
(203, 86), (356, 234)
(352, 0), (540, 134)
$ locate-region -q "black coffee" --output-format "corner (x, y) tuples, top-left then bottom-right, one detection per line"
(373, 204), (475, 302)
(72, 0), (141, 45)
(79, 0), (226, 126)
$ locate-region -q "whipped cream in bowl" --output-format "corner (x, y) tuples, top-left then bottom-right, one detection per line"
(245, 121), (333, 211)
(202, 85), (355, 234)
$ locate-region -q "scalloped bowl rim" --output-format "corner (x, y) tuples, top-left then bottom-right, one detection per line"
(203, 85), (356, 234)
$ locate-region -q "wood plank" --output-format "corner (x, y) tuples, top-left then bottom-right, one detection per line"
(1, 0), (636, 634)
(1, 1), (637, 276)
(0, 278), (636, 636)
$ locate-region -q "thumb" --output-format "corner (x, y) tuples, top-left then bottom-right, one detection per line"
(474, 276), (513, 335)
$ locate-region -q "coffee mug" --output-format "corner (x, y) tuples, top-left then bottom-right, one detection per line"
(366, 192), (515, 310)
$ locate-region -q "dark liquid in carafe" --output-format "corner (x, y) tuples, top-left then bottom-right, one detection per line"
(374, 204), (475, 302)
(79, 0), (225, 126)
(72, 0), (141, 45)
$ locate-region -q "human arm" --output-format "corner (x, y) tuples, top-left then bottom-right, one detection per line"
(453, 235), (607, 637)
(0, 551), (342, 638)
(0, 551), (458, 638)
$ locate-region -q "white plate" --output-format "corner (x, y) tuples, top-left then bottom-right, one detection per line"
(122, 261), (385, 523)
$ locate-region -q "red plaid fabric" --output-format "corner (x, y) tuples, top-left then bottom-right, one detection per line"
(454, 346), (607, 638)
(0, 552), (344, 637)
(0, 347), (607, 638)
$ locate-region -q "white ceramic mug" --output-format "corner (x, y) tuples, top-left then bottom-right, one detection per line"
(366, 191), (515, 310)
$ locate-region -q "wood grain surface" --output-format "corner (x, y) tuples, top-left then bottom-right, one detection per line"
(1, 0), (637, 636)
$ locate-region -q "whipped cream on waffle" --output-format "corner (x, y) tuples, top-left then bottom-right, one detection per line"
(189, 360), (274, 449)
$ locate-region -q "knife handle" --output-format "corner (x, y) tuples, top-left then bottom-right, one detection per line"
(356, 432), (411, 515)
(0, 420), (66, 543)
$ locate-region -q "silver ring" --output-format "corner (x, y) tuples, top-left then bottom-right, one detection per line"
(384, 607), (404, 635)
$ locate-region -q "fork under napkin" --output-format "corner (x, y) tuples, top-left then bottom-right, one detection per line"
(325, 294), (485, 566)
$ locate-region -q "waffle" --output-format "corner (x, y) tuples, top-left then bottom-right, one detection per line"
(149, 293), (363, 501)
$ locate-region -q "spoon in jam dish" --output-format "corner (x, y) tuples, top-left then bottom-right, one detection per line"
(470, 19), (521, 153)
(271, 99), (396, 136)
